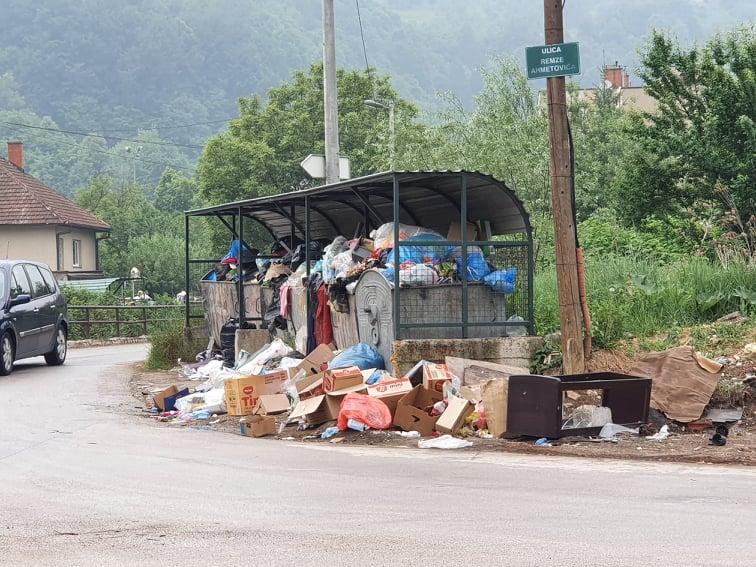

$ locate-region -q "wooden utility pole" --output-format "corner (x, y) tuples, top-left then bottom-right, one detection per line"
(544, 0), (585, 373)
(322, 0), (340, 184)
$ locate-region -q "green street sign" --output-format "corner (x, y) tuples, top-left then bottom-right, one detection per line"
(526, 42), (580, 79)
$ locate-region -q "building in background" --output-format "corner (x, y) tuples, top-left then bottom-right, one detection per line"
(576, 62), (657, 113)
(0, 142), (111, 280)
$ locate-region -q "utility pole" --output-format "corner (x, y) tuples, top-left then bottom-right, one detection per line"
(322, 0), (340, 184)
(544, 0), (585, 373)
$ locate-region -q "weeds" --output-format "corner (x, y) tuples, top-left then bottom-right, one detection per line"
(535, 255), (756, 348)
(146, 322), (206, 370)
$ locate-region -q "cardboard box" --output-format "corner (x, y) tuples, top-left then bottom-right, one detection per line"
(435, 395), (474, 434)
(239, 415), (276, 437)
(298, 375), (325, 400)
(366, 378), (412, 415)
(480, 378), (508, 437)
(263, 263), (291, 282)
(402, 359), (430, 387)
(423, 363), (453, 394)
(224, 371), (287, 416)
(289, 395), (336, 426)
(293, 344), (335, 376)
(254, 393), (291, 415)
(447, 221), (478, 242)
(152, 385), (178, 411)
(393, 385), (443, 437)
(324, 366), (363, 393)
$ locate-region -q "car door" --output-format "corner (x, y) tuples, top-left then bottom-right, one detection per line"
(24, 264), (56, 352)
(8, 264), (37, 357)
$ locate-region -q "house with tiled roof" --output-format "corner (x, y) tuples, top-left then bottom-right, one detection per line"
(0, 142), (110, 280)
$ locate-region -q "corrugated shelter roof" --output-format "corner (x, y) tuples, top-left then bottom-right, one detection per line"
(186, 171), (530, 241)
(0, 156), (111, 231)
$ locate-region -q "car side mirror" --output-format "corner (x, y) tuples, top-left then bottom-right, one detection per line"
(9, 294), (31, 308)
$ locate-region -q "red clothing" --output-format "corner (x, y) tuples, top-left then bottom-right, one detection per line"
(315, 283), (334, 346)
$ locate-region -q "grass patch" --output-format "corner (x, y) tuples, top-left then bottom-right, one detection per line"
(535, 255), (756, 348)
(146, 322), (207, 370)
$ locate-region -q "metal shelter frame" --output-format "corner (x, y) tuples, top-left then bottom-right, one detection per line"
(184, 170), (535, 341)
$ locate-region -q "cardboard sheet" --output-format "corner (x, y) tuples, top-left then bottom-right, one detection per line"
(480, 377), (508, 437)
(445, 356), (528, 385)
(630, 346), (721, 423)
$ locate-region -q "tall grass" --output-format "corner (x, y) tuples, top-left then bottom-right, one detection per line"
(146, 321), (207, 370)
(535, 256), (756, 347)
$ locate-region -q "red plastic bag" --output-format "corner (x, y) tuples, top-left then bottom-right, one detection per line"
(337, 393), (392, 431)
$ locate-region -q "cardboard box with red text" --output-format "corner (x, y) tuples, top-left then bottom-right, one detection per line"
(423, 363), (453, 394)
(224, 370), (286, 416)
(323, 366), (363, 393)
(366, 378), (412, 415)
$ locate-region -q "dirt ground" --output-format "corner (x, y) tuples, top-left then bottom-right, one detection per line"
(127, 361), (755, 466)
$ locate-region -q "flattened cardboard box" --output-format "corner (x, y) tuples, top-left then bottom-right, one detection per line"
(254, 393), (291, 415)
(224, 370), (287, 416)
(239, 415), (276, 437)
(393, 385), (443, 437)
(423, 363), (453, 394)
(298, 374), (325, 400)
(435, 395), (473, 434)
(366, 378), (412, 415)
(323, 366), (363, 393)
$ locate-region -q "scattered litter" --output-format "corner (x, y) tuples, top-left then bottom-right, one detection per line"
(418, 435), (473, 449)
(598, 423), (639, 439)
(704, 407), (744, 423)
(709, 432), (727, 446)
(646, 425), (670, 441)
(394, 431), (420, 438)
(534, 437), (552, 447)
(347, 419), (367, 432)
(321, 426), (340, 439)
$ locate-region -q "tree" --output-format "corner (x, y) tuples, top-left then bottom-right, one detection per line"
(197, 63), (424, 206)
(156, 168), (196, 213)
(615, 28), (756, 254)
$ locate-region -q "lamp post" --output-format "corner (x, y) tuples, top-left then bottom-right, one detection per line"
(364, 99), (395, 170)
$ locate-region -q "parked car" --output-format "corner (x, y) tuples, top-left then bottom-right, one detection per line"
(0, 260), (68, 375)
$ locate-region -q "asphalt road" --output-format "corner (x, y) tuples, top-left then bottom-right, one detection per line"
(0, 345), (754, 566)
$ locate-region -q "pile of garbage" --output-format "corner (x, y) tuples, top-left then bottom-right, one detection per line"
(145, 340), (528, 447)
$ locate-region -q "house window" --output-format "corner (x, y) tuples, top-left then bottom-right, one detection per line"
(72, 239), (81, 268)
(57, 237), (64, 271)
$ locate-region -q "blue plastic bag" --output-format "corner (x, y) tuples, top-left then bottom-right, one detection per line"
(329, 343), (385, 370)
(484, 268), (518, 294)
(455, 251), (492, 282)
(386, 233), (452, 267)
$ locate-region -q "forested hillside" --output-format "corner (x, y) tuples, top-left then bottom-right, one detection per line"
(1, 0), (752, 195)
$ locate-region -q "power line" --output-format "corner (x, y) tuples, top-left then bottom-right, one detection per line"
(0, 123), (196, 173)
(0, 120), (204, 149)
(96, 117), (235, 134)
(355, 0), (371, 74)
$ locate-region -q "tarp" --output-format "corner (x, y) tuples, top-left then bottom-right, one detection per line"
(630, 346), (721, 423)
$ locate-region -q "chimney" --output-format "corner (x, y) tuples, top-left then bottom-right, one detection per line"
(7, 141), (24, 171)
(604, 62), (630, 89)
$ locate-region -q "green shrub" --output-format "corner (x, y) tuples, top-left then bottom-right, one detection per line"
(146, 322), (206, 370)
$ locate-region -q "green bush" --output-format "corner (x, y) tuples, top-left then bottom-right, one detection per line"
(146, 321), (206, 370)
(577, 210), (695, 263)
(535, 255), (756, 348)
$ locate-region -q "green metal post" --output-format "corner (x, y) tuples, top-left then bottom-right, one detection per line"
(460, 173), (469, 338)
(392, 174), (401, 340)
(184, 214), (190, 328)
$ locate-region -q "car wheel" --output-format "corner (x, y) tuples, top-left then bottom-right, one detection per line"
(44, 326), (67, 366)
(0, 332), (14, 376)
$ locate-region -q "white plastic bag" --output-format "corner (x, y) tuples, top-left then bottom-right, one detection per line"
(332, 250), (358, 279)
(599, 423), (639, 439)
(418, 435), (473, 449)
(399, 263), (439, 285)
(175, 388), (226, 416)
(372, 222), (444, 250)
(236, 338), (292, 375)
(646, 424), (670, 441)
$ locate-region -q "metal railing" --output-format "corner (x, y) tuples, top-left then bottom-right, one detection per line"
(68, 303), (204, 340)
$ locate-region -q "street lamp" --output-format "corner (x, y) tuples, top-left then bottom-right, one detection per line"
(364, 99), (395, 170)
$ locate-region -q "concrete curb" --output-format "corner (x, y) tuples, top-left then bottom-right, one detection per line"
(69, 336), (150, 349)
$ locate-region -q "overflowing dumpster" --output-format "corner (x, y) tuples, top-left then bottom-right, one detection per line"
(184, 171), (534, 370)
